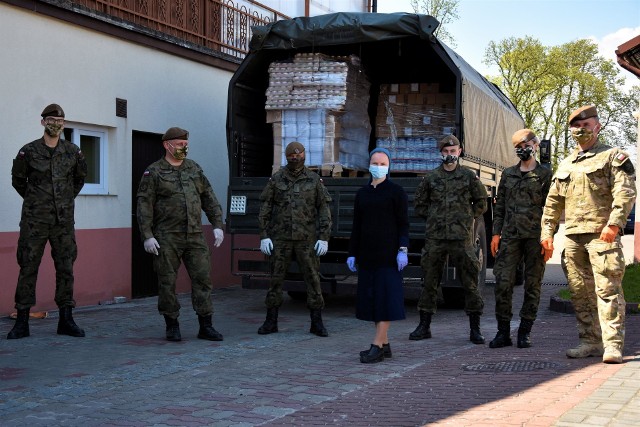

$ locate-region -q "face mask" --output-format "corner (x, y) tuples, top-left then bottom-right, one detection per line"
(441, 154), (458, 164)
(44, 123), (63, 137)
(571, 127), (594, 145)
(369, 165), (389, 179)
(515, 146), (534, 161)
(168, 143), (188, 160)
(286, 157), (305, 172)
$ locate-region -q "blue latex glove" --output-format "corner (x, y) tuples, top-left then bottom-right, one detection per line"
(397, 252), (408, 271)
(346, 257), (357, 272)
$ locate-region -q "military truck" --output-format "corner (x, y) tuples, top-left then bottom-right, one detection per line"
(225, 12), (528, 305)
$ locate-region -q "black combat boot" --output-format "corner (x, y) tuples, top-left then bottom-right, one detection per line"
(469, 313), (485, 344)
(360, 344), (384, 363)
(517, 318), (534, 348)
(164, 315), (181, 342)
(57, 307), (85, 337)
(7, 308), (30, 339)
(197, 315), (223, 341)
(489, 320), (513, 348)
(257, 307), (279, 335)
(409, 311), (432, 340)
(309, 309), (328, 337)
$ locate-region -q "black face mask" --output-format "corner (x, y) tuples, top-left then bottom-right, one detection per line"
(515, 147), (534, 161)
(286, 157), (305, 173)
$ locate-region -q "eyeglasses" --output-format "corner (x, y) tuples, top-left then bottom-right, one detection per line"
(44, 118), (65, 125)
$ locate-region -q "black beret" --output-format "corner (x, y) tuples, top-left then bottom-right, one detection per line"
(162, 127), (189, 141)
(41, 103), (65, 118)
(438, 134), (460, 151)
(568, 105), (598, 125)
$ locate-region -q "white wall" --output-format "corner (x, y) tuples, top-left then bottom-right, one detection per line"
(0, 4), (232, 231)
(237, 0), (367, 18)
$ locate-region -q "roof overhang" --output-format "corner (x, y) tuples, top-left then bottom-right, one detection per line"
(616, 34), (640, 78)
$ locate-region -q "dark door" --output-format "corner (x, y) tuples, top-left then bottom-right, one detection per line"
(131, 131), (164, 298)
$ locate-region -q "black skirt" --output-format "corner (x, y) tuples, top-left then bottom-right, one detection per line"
(355, 267), (406, 322)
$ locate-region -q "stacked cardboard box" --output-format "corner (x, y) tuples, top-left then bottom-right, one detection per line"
(266, 53), (371, 172)
(375, 83), (457, 172)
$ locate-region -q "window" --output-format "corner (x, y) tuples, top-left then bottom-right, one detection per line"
(63, 125), (109, 195)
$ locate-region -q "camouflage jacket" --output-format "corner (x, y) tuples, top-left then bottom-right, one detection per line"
(541, 141), (636, 239)
(136, 157), (223, 240)
(493, 162), (552, 239)
(11, 137), (87, 225)
(415, 164), (488, 241)
(258, 167), (332, 241)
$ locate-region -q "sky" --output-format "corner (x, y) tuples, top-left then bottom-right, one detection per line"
(375, 0), (640, 90)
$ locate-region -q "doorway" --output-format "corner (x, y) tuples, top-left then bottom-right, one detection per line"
(131, 131), (164, 298)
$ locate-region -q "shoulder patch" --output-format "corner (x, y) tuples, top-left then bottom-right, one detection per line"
(18, 151), (25, 157)
(143, 170), (150, 176)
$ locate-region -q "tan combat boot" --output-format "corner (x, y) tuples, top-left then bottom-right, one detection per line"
(602, 347), (623, 364)
(566, 343), (604, 358)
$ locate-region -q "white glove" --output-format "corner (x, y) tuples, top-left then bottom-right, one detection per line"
(260, 238), (273, 255)
(143, 237), (160, 256)
(314, 240), (328, 256)
(213, 228), (224, 248)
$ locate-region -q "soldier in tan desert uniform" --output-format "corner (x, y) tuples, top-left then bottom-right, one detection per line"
(540, 105), (636, 364)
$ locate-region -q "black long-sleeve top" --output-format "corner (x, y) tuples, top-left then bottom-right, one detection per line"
(348, 179), (410, 269)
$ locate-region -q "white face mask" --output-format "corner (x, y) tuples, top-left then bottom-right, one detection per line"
(369, 165), (389, 179)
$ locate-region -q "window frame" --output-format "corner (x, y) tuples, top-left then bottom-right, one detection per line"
(66, 123), (109, 195)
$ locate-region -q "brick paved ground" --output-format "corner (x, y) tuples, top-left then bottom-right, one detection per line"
(0, 273), (638, 426)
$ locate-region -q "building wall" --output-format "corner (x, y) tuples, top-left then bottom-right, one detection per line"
(0, 3), (239, 315)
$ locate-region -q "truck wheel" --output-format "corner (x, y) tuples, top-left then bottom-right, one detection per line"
(474, 216), (487, 293)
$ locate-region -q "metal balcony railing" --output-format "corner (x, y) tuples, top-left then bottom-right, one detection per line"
(71, 0), (289, 58)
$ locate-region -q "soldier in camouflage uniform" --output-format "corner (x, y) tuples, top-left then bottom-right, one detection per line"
(411, 135), (488, 344)
(137, 127), (225, 342)
(7, 104), (87, 340)
(489, 129), (552, 349)
(541, 105), (636, 364)
(257, 141), (333, 337)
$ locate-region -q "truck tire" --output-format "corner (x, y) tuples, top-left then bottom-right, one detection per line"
(474, 216), (487, 291)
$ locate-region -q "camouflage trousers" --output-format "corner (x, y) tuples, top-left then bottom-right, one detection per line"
(418, 238), (483, 315)
(564, 233), (626, 351)
(15, 219), (78, 310)
(153, 232), (213, 319)
(493, 237), (545, 323)
(265, 239), (324, 310)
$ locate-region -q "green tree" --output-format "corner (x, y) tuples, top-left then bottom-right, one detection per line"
(485, 37), (638, 169)
(410, 0), (459, 47)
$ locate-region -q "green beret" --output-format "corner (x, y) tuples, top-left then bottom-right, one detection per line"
(568, 105), (598, 125)
(162, 127), (189, 141)
(285, 141), (305, 156)
(511, 129), (537, 147)
(438, 134), (460, 151)
(41, 103), (65, 118)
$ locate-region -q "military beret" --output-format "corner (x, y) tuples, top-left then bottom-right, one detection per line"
(511, 129), (537, 147)
(41, 103), (65, 118)
(162, 127), (189, 141)
(285, 141), (305, 156)
(438, 134), (460, 151)
(568, 105), (598, 125)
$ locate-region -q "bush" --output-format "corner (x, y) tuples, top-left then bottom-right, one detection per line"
(556, 263), (640, 302)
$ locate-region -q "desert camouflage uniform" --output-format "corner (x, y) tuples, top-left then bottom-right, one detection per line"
(493, 162), (551, 322)
(137, 157), (223, 318)
(541, 141), (636, 352)
(415, 165), (488, 314)
(258, 167), (332, 309)
(11, 137), (87, 310)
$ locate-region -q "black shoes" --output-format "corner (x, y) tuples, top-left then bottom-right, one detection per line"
(7, 309), (30, 339)
(258, 307), (278, 335)
(164, 315), (182, 342)
(197, 315), (223, 341)
(57, 307), (85, 337)
(360, 343), (392, 359)
(360, 344), (385, 363)
(409, 311), (432, 340)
